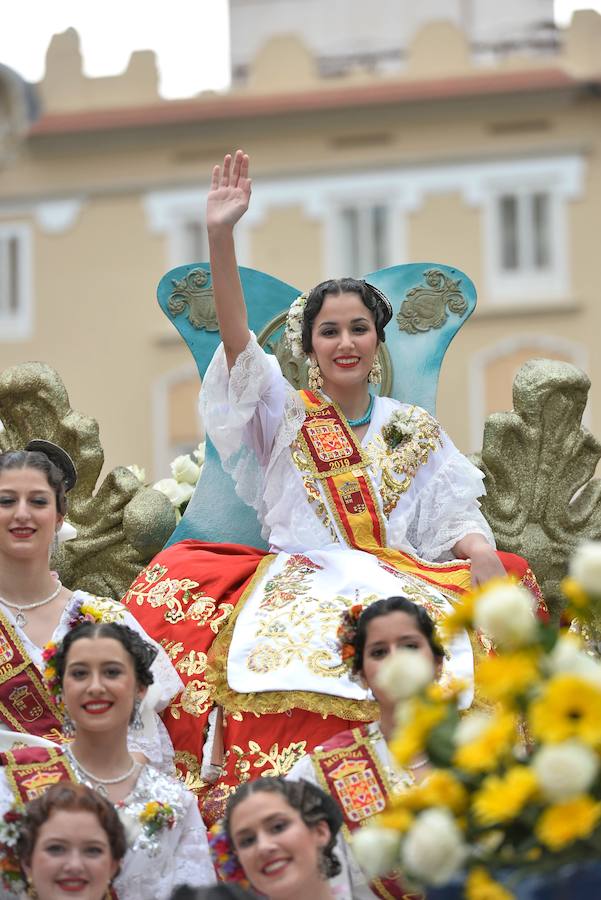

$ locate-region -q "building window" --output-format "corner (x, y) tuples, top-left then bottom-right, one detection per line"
(485, 185), (567, 304)
(336, 203), (391, 277)
(0, 223), (32, 340)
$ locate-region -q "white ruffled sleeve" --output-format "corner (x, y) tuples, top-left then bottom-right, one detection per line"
(388, 423), (495, 561)
(200, 333), (305, 525)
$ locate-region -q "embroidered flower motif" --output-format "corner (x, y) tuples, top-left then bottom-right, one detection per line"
(0, 808), (27, 893)
(208, 820), (250, 886)
(284, 292), (309, 359)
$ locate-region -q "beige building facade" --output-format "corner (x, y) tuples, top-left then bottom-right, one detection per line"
(0, 11), (600, 478)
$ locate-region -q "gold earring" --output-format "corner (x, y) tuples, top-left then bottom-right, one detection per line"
(308, 359), (324, 391)
(368, 356), (382, 385)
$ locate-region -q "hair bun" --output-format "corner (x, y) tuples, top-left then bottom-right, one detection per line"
(25, 440), (77, 492)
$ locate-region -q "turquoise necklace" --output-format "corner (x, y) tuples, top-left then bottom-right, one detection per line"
(347, 394), (375, 428)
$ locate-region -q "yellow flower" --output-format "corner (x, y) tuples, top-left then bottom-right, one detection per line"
(529, 674), (601, 746)
(413, 769), (469, 815)
(440, 592), (478, 639)
(536, 795), (601, 850)
(466, 867), (515, 900)
(476, 651), (539, 705)
(377, 804), (414, 833)
(390, 700), (446, 766)
(472, 766), (539, 826)
(454, 712), (517, 774)
(80, 604), (103, 622)
(140, 801), (160, 822)
(561, 576), (590, 611)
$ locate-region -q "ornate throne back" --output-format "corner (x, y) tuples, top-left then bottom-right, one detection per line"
(160, 263), (476, 551)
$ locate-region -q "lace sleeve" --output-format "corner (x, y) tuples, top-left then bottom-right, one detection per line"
(201, 333), (305, 527)
(402, 451), (496, 561)
(168, 796), (217, 890)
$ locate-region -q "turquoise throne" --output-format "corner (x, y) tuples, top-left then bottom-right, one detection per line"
(160, 263), (476, 551)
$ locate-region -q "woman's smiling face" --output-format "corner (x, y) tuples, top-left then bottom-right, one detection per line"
(310, 291), (378, 394)
(62, 637), (145, 735)
(0, 467), (62, 562)
(230, 791), (330, 899)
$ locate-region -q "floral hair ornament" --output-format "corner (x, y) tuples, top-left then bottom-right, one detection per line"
(0, 807), (27, 893)
(208, 820), (250, 887)
(42, 597), (105, 705)
(284, 291), (309, 359)
(337, 601), (367, 673)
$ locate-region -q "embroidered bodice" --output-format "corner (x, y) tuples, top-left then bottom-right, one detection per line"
(202, 334), (494, 560)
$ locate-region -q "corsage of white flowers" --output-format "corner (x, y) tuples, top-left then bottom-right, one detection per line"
(381, 408), (420, 450)
(473, 582), (537, 649)
(284, 292), (309, 359)
(375, 648), (435, 703)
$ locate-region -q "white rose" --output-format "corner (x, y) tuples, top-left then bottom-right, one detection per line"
(193, 442), (206, 465)
(546, 635), (601, 688)
(126, 464), (146, 484)
(170, 454), (201, 485)
(533, 740), (599, 802)
(352, 826), (401, 880)
(375, 649), (435, 702)
(453, 711), (493, 747)
(570, 541), (601, 596)
(153, 478), (194, 509)
(473, 583), (537, 648)
(401, 809), (466, 886)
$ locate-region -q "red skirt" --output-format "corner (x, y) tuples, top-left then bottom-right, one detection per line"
(122, 540), (545, 825)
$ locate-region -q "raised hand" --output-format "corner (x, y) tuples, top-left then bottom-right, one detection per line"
(206, 150), (251, 231)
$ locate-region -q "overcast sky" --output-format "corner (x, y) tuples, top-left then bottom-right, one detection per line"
(0, 0), (598, 99)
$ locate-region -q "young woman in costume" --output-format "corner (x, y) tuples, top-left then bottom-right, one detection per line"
(0, 621), (214, 898)
(210, 777), (342, 900)
(15, 782), (127, 900)
(0, 444), (182, 769)
(288, 596), (443, 899)
(123, 150), (545, 822)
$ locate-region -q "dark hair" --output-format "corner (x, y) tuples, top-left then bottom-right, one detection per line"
(171, 887), (257, 899)
(353, 596), (445, 674)
(54, 621), (157, 690)
(0, 450), (68, 515)
(17, 781), (127, 867)
(301, 278), (392, 354)
(225, 777), (342, 879)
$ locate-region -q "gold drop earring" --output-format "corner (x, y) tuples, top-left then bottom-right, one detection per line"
(307, 358), (324, 391)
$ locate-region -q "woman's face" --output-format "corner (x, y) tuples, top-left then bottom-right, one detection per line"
(310, 292), (378, 394)
(24, 809), (118, 900)
(230, 791), (330, 900)
(0, 467), (62, 562)
(360, 611), (438, 708)
(62, 637), (145, 736)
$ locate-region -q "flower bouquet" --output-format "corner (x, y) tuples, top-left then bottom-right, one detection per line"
(352, 542), (601, 899)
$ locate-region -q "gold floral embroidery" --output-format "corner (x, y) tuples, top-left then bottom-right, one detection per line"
(174, 751), (204, 793)
(291, 440), (338, 542)
(168, 679), (212, 719)
(366, 406), (443, 516)
(175, 650), (208, 677)
(123, 564), (233, 631)
(231, 740), (308, 783)
(208, 556), (378, 721)
(87, 597), (126, 623)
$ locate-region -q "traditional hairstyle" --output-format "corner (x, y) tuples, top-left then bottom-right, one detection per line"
(17, 782), (127, 867)
(224, 777), (342, 879)
(0, 441), (77, 515)
(341, 596), (445, 675)
(53, 621), (157, 690)
(301, 278), (393, 354)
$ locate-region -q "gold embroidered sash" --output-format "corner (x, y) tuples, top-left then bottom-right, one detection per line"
(1, 746), (77, 806)
(0, 610), (65, 743)
(311, 723), (423, 900)
(297, 391), (472, 599)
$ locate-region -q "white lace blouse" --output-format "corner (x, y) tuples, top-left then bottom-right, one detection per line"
(0, 591), (183, 772)
(202, 333), (494, 559)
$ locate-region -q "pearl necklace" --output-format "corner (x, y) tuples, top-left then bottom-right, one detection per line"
(0, 581), (63, 628)
(67, 747), (140, 798)
(347, 394), (375, 428)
